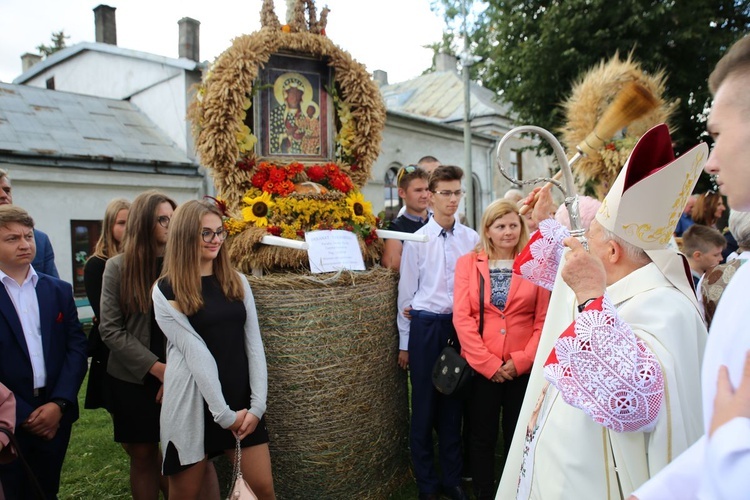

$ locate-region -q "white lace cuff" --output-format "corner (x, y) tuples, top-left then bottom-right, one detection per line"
(543, 295), (664, 432)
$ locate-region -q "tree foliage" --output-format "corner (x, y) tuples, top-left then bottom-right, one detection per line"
(433, 0), (750, 153)
(37, 30), (70, 57)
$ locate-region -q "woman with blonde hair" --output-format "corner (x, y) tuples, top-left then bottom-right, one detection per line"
(84, 198), (130, 411)
(99, 190), (176, 499)
(153, 200), (274, 499)
(453, 199), (550, 499)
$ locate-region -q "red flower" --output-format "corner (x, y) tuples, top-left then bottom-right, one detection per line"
(329, 173), (353, 193)
(605, 142), (617, 151)
(269, 167), (287, 183)
(251, 170), (269, 188)
(307, 165), (326, 182)
(276, 180), (296, 196)
(287, 162), (305, 177)
(350, 164), (359, 171)
(267, 226), (282, 237)
(296, 229), (305, 238)
(236, 157), (256, 172)
(262, 181), (275, 193)
(325, 163), (340, 175)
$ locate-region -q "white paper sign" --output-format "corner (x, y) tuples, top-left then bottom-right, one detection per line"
(304, 230), (365, 273)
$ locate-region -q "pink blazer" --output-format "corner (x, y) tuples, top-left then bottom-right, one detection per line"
(453, 251), (550, 380)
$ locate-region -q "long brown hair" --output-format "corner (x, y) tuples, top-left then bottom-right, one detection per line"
(92, 198), (130, 259)
(120, 190), (176, 315)
(476, 199), (529, 258)
(692, 191), (723, 227)
(160, 200), (243, 316)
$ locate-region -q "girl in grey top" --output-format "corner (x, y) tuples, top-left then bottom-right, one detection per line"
(153, 200), (274, 499)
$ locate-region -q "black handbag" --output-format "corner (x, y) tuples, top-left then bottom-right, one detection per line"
(0, 427), (46, 499)
(432, 274), (484, 397)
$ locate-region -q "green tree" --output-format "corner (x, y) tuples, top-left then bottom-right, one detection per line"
(37, 30), (70, 57)
(433, 0), (750, 153)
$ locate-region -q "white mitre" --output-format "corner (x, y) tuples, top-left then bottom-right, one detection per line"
(595, 123), (708, 310)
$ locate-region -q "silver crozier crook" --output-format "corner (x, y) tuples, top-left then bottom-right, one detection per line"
(496, 126), (586, 244)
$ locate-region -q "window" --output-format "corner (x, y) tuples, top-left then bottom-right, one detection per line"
(45, 77), (55, 90)
(70, 221), (101, 296)
(383, 165), (402, 222)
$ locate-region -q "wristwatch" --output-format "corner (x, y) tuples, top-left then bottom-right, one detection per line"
(577, 297), (597, 313)
(52, 399), (69, 414)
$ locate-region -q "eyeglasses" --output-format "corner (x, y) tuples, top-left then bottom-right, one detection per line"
(432, 189), (465, 199)
(396, 165), (419, 185)
(157, 216), (171, 228)
(201, 228), (228, 243)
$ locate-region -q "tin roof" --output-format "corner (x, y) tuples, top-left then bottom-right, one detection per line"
(380, 70), (512, 123)
(0, 82), (197, 172)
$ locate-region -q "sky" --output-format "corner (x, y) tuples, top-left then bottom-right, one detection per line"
(0, 0), (447, 84)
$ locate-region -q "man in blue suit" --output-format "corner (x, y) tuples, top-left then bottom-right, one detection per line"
(0, 205), (87, 499)
(0, 169), (59, 278)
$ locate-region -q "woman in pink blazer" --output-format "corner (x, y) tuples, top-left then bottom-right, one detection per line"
(453, 199), (550, 499)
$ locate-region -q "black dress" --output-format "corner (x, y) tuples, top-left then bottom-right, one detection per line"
(160, 276), (269, 474)
(83, 255), (110, 410)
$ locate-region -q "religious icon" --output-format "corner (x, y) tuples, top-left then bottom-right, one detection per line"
(255, 54), (332, 161)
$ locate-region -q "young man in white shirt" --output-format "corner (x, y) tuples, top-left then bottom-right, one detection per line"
(0, 206), (87, 499)
(397, 165), (479, 500)
(381, 165), (431, 271)
(631, 34), (750, 500)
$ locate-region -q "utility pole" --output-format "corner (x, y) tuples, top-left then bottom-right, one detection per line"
(460, 0), (475, 228)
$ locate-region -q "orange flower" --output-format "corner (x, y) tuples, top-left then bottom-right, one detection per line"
(281, 24), (291, 33)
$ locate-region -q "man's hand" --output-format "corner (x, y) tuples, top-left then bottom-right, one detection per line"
(402, 306), (413, 320)
(710, 351), (750, 436)
(561, 237), (606, 303)
(398, 350), (409, 370)
(23, 403), (62, 440)
(156, 384), (164, 404)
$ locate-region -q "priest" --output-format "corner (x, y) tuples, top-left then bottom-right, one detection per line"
(496, 123), (709, 499)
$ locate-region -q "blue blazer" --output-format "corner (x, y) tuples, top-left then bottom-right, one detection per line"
(0, 272), (87, 426)
(32, 229), (59, 279)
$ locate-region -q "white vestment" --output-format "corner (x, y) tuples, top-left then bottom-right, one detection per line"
(498, 250), (706, 499)
(633, 262), (750, 500)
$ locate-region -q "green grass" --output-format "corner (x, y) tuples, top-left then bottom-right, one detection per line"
(59, 375), (504, 499)
(59, 376), (130, 498)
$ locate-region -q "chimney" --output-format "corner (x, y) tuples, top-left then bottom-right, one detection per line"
(94, 5), (117, 45)
(373, 70), (388, 87)
(21, 53), (43, 72)
(178, 17), (200, 62)
(435, 52), (458, 73)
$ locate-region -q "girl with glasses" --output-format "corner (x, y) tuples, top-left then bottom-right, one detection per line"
(153, 200), (274, 499)
(99, 190), (176, 499)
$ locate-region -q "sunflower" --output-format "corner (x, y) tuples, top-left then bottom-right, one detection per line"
(345, 191), (371, 224)
(241, 192), (275, 227)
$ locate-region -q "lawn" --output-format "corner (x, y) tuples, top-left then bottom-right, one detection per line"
(59, 375), (502, 499)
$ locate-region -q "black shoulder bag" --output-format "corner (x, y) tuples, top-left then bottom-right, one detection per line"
(432, 274), (484, 397)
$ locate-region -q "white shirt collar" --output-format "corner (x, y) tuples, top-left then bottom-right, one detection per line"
(0, 265), (38, 288)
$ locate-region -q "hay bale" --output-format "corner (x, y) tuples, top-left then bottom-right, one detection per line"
(248, 267), (410, 499)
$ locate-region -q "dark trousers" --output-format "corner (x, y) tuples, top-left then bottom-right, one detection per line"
(468, 372), (529, 500)
(0, 419), (72, 500)
(408, 310), (463, 494)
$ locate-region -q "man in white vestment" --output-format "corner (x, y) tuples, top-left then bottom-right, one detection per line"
(631, 34), (750, 500)
(496, 123), (709, 500)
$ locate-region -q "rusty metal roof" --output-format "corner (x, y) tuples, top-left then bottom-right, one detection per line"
(0, 83), (196, 171)
(380, 70), (512, 123)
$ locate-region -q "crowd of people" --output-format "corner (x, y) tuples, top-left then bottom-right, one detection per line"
(0, 33), (749, 500)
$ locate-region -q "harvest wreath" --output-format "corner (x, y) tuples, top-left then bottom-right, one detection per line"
(188, 0), (386, 272)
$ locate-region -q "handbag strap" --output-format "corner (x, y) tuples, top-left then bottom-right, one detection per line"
(0, 427), (46, 499)
(232, 436), (243, 481)
(478, 273), (484, 338)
